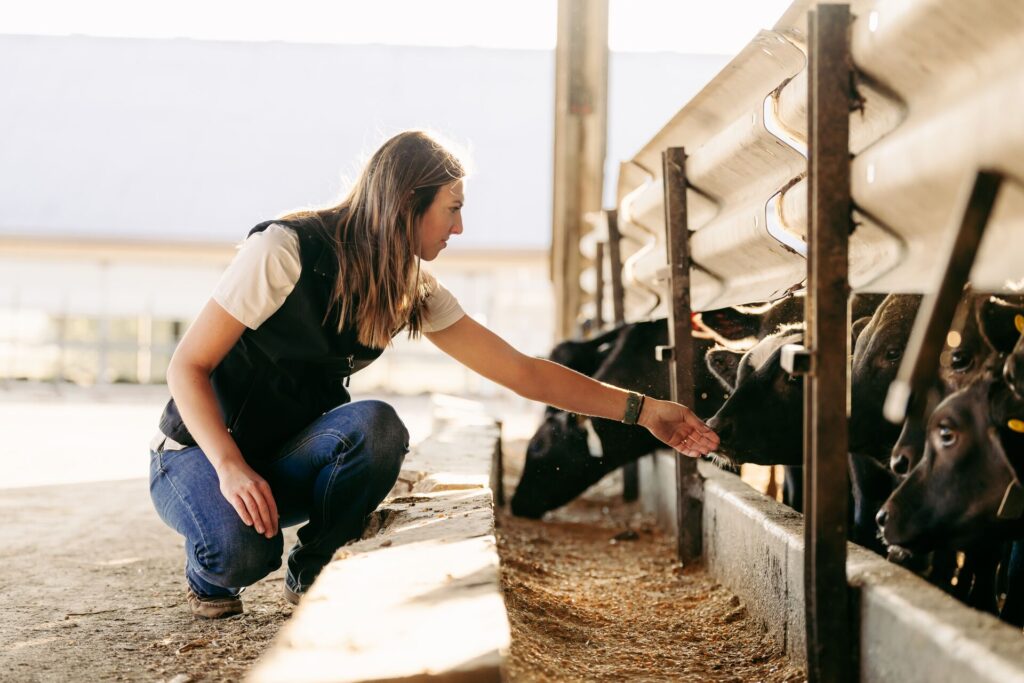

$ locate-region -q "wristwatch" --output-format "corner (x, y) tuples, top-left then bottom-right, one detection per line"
(622, 391), (646, 425)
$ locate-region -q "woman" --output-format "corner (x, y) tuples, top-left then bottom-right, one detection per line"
(149, 130), (719, 619)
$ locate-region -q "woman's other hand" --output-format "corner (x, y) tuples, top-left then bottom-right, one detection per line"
(638, 397), (720, 458)
(217, 461), (279, 538)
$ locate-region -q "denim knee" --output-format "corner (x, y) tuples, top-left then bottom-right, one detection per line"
(356, 399), (409, 475)
(193, 523), (283, 589)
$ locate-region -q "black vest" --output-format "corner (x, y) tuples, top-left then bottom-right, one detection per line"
(158, 220), (385, 464)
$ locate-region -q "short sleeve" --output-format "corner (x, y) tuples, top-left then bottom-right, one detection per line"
(212, 224), (302, 329)
(420, 270), (466, 332)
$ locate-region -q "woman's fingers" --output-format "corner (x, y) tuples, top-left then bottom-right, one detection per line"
(246, 486), (278, 538)
(682, 411), (720, 447)
(672, 426), (715, 457)
(239, 490), (266, 535)
(260, 481), (280, 537)
(231, 496), (255, 528)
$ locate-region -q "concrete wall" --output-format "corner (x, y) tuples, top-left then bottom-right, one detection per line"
(639, 451), (1024, 681)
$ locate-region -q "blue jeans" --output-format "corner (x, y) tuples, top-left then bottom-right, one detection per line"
(149, 400), (409, 598)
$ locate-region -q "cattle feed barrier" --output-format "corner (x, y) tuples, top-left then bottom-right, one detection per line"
(248, 397), (509, 683)
(577, 0), (1024, 325)
(638, 454), (1024, 683)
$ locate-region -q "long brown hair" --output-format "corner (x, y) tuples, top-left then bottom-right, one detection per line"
(281, 131), (465, 348)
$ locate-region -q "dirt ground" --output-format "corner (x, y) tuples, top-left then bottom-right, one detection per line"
(0, 478), (298, 682)
(497, 445), (804, 683)
(1, 438), (801, 682)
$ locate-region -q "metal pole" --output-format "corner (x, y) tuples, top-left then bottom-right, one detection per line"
(662, 147), (701, 564)
(606, 208), (640, 501)
(551, 0), (609, 339)
(594, 241), (606, 332)
(805, 6), (852, 682)
(607, 208), (626, 326)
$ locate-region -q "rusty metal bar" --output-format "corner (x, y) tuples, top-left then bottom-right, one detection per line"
(605, 208), (639, 501)
(804, 6), (852, 682)
(607, 208), (626, 326)
(594, 240), (606, 332)
(491, 420), (505, 508)
(662, 146), (701, 564)
(883, 171), (1005, 425)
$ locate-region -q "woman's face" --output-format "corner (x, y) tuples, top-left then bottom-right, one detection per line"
(415, 179), (464, 261)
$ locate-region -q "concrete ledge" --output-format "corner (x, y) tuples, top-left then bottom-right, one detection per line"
(641, 451), (1024, 681)
(249, 397), (510, 683)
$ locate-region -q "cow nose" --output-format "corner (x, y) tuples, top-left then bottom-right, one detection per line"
(890, 450), (910, 476)
(875, 507), (888, 533)
(709, 417), (732, 442)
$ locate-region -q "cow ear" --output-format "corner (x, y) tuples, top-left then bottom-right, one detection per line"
(978, 296), (1024, 354)
(851, 316), (871, 347)
(706, 346), (743, 390)
(698, 308), (760, 341)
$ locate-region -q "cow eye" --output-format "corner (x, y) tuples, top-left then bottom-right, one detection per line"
(885, 347), (902, 362)
(950, 349), (971, 370)
(937, 423), (957, 447)
(786, 372), (802, 385)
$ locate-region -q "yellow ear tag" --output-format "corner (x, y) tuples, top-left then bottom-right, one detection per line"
(1016, 314), (1024, 334)
(1009, 419), (1024, 434)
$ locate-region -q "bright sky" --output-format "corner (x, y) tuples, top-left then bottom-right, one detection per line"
(4, 0), (794, 54)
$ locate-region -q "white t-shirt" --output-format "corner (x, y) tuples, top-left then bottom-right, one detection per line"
(211, 223), (465, 333)
(150, 223), (465, 453)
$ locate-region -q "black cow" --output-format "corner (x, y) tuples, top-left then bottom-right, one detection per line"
(511, 319), (730, 518)
(878, 295), (1024, 617)
(876, 366), (1024, 555)
(705, 294), (886, 466)
(890, 294), (1024, 476)
(703, 294), (887, 548)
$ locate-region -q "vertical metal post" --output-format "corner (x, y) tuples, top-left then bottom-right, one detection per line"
(607, 209), (626, 326)
(551, 0), (609, 339)
(491, 420), (506, 508)
(606, 208), (640, 500)
(662, 147), (701, 563)
(594, 241), (606, 332)
(805, 6), (852, 682)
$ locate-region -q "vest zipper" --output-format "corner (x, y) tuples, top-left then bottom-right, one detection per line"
(344, 354), (354, 388)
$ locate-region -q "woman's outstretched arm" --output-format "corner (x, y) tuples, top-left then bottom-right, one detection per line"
(424, 315), (719, 457)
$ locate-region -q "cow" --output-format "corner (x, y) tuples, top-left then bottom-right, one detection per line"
(876, 366), (1024, 560)
(703, 294), (892, 549)
(704, 293), (886, 466)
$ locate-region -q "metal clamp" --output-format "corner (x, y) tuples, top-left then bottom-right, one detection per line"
(780, 343), (813, 375)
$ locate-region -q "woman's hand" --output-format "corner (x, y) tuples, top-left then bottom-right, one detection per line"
(638, 397), (720, 458)
(217, 461), (279, 539)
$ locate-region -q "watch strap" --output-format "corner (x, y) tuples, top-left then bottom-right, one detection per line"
(622, 391), (645, 425)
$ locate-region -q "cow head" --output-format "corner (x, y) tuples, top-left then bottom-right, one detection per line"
(511, 410), (600, 518)
(849, 295), (922, 455)
(877, 370), (1024, 554)
(705, 328), (805, 466)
